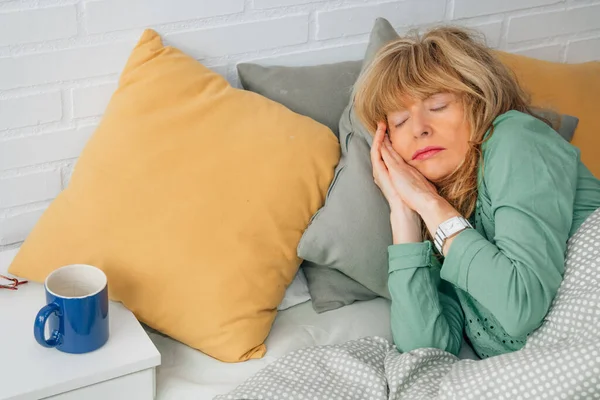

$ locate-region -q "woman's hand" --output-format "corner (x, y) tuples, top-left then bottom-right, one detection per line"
(375, 122), (462, 249)
(371, 123), (422, 243)
(376, 123), (439, 214)
(371, 123), (403, 210)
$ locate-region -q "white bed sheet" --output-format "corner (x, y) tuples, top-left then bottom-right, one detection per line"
(148, 298), (392, 399)
(148, 298), (479, 400)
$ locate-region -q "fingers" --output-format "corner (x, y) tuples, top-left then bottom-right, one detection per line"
(371, 122), (398, 199)
(370, 122), (387, 175)
(383, 135), (403, 164)
(376, 124), (404, 190)
(380, 140), (396, 167)
(370, 123), (386, 159)
(370, 125), (379, 158)
(373, 163), (397, 201)
(376, 121), (387, 138)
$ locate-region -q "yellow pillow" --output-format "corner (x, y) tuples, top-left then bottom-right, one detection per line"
(495, 52), (600, 177)
(9, 29), (339, 362)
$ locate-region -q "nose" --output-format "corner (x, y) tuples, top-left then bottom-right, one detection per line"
(411, 109), (431, 139)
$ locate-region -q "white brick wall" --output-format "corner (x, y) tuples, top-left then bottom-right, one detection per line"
(72, 82), (117, 118)
(316, 1), (446, 40)
(0, 6), (78, 46)
(453, 0), (560, 19)
(0, 42), (134, 90)
(0, 92), (62, 130)
(508, 4), (600, 43)
(0, 126), (96, 170)
(0, 209), (46, 245)
(1, 0), (599, 253)
(84, 0), (245, 34)
(0, 170), (62, 209)
(166, 15), (310, 58)
(514, 44), (564, 62)
(567, 36), (600, 62)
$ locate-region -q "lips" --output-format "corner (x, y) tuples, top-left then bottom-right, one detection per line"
(412, 146), (445, 161)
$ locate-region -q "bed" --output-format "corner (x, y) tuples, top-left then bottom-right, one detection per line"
(146, 295), (479, 400)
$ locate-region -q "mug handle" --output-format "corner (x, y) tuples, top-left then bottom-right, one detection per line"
(34, 303), (62, 348)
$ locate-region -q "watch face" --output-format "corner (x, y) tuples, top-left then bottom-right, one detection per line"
(444, 219), (459, 232)
(444, 217), (467, 234)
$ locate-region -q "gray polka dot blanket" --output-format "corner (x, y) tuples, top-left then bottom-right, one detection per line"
(217, 208), (600, 400)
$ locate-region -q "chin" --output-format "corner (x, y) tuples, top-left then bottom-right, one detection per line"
(416, 165), (450, 183)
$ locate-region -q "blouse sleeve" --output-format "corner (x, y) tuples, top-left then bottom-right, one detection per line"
(388, 241), (464, 356)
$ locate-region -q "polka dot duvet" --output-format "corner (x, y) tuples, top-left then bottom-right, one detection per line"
(218, 208), (600, 399)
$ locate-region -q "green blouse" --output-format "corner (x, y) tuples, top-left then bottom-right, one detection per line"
(387, 110), (600, 359)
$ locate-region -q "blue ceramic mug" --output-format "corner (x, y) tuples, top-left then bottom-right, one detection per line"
(34, 264), (109, 354)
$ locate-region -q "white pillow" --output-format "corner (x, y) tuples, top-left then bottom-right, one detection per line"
(278, 269), (311, 310)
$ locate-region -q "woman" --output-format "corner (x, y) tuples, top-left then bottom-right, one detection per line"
(353, 27), (600, 359)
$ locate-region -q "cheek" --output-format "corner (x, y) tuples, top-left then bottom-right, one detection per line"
(454, 136), (471, 160)
(448, 119), (471, 159)
(389, 132), (412, 161)
(444, 147), (468, 176)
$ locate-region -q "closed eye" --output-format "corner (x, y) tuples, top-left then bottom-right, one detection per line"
(395, 119), (407, 128)
(431, 104), (448, 112)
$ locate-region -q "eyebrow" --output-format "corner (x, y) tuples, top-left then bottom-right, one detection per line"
(388, 110), (409, 117)
(426, 93), (448, 100)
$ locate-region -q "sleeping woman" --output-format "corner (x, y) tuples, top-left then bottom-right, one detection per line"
(352, 26), (600, 359)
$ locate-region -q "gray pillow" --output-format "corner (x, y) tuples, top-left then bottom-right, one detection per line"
(300, 130), (393, 309)
(298, 18), (399, 312)
(237, 60), (362, 138)
(559, 115), (578, 141)
(534, 110), (579, 142)
(298, 264), (378, 312)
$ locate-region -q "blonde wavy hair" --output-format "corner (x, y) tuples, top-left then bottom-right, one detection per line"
(354, 26), (553, 231)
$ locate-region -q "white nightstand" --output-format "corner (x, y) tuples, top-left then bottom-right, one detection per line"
(0, 250), (161, 400)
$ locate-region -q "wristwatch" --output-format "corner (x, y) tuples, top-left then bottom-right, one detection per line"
(434, 216), (473, 256)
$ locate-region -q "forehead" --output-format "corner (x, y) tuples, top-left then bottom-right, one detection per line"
(391, 92), (454, 112)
